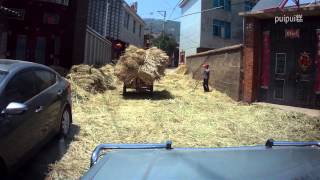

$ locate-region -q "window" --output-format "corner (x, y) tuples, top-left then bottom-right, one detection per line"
(16, 35), (27, 60)
(213, 20), (222, 37)
(224, 22), (231, 39)
(124, 12), (130, 29)
(213, 20), (231, 39)
(225, 0), (231, 11)
(245, 1), (256, 11)
(33, 70), (56, 93)
(43, 13), (60, 25)
(213, 0), (230, 11)
(5, 70), (37, 103)
(275, 53), (286, 74)
(133, 20), (136, 33)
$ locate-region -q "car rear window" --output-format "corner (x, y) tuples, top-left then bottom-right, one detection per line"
(0, 71), (6, 83)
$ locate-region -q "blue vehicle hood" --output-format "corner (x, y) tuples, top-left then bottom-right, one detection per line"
(82, 146), (320, 180)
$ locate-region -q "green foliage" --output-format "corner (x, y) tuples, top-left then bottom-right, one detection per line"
(153, 33), (178, 57)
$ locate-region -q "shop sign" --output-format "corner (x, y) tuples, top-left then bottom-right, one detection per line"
(298, 52), (312, 72)
(285, 29), (300, 39)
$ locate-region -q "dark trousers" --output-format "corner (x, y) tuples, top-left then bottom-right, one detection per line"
(203, 79), (209, 92)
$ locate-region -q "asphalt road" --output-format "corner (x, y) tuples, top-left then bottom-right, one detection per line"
(8, 124), (79, 180)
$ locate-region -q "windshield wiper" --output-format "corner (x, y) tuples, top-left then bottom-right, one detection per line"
(266, 139), (320, 148)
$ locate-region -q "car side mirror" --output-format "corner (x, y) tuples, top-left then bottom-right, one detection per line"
(4, 102), (28, 115)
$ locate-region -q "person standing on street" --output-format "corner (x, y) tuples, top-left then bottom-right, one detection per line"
(202, 64), (210, 92)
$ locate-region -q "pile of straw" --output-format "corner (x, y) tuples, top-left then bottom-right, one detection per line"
(175, 64), (189, 75)
(115, 46), (169, 85)
(66, 65), (116, 96)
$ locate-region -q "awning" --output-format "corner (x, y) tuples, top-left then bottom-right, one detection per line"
(239, 3), (320, 19)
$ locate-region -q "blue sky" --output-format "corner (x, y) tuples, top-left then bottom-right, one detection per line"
(125, 0), (182, 21)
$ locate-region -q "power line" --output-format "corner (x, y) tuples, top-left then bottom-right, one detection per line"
(172, 6), (224, 20)
(162, 0), (173, 8)
(172, 1), (249, 20)
(169, 0), (183, 19)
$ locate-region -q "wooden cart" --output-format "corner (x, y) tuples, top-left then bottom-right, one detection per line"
(123, 78), (154, 95)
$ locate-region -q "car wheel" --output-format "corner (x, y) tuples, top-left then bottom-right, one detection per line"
(59, 107), (71, 137)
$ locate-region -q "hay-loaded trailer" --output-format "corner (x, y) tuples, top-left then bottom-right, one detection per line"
(123, 78), (153, 95)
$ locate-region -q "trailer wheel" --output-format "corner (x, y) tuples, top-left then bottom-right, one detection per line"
(123, 85), (127, 95)
(149, 86), (154, 95)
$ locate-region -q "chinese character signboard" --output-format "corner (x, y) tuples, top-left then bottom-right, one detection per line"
(315, 29), (320, 94)
(285, 29), (300, 39)
(260, 31), (271, 89)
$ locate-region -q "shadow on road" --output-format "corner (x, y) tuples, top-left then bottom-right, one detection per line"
(10, 124), (80, 180)
(123, 90), (175, 100)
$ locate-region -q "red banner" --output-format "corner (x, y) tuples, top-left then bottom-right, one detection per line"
(260, 31), (271, 89)
(315, 29), (320, 94)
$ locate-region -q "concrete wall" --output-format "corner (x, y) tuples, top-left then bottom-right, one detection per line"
(84, 27), (112, 65)
(200, 0), (245, 49)
(179, 0), (202, 57)
(119, 5), (144, 47)
(186, 44), (243, 100)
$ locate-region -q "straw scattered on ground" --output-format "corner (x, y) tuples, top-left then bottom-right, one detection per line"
(47, 68), (320, 179)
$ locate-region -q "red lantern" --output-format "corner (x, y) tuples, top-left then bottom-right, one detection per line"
(114, 42), (123, 50)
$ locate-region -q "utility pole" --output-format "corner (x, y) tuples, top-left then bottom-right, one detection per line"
(157, 10), (166, 49)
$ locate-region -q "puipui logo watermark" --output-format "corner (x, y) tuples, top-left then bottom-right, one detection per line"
(275, 14), (303, 24)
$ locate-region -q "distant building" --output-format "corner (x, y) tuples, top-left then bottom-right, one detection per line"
(179, 0), (256, 58)
(88, 0), (145, 59)
(144, 18), (181, 43)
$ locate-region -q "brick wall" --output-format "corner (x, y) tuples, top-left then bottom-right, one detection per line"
(242, 17), (260, 103)
(186, 44), (243, 100)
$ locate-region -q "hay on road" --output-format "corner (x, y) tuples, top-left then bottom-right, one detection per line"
(48, 70), (320, 179)
(66, 64), (116, 103)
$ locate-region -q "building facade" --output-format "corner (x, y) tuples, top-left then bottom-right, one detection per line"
(179, 0), (256, 58)
(0, 0), (112, 68)
(87, 0), (109, 37)
(119, 2), (144, 48)
(87, 0), (144, 59)
(241, 1), (320, 108)
(1, 0), (86, 68)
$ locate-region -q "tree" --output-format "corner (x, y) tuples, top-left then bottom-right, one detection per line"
(153, 34), (178, 57)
